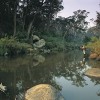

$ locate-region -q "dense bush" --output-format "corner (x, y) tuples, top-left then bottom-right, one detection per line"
(42, 36), (65, 51)
(16, 31), (28, 42)
(41, 35), (81, 52)
(0, 37), (32, 56)
(83, 36), (91, 44)
(86, 37), (100, 55)
(90, 36), (98, 42)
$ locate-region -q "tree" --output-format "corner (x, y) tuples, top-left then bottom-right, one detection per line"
(0, 0), (63, 39)
(91, 4), (100, 37)
(0, 0), (13, 36)
(95, 4), (100, 28)
(26, 0), (64, 40)
(48, 10), (89, 43)
(64, 10), (89, 43)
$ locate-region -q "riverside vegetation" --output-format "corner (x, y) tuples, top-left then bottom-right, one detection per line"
(0, 0), (100, 57)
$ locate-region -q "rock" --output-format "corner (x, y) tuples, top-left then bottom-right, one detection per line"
(33, 39), (46, 48)
(32, 35), (40, 42)
(43, 49), (51, 54)
(32, 35), (46, 48)
(25, 84), (64, 100)
(85, 68), (100, 78)
(96, 55), (100, 61)
(89, 53), (98, 59)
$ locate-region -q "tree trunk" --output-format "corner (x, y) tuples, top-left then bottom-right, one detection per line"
(22, 0), (26, 31)
(27, 19), (34, 40)
(13, 2), (17, 37)
(22, 16), (26, 31)
(13, 11), (16, 37)
(27, 11), (38, 40)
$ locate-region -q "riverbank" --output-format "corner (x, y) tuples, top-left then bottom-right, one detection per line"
(0, 36), (81, 56)
(86, 37), (100, 60)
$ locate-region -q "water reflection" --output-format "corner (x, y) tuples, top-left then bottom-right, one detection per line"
(97, 89), (100, 96)
(0, 50), (100, 100)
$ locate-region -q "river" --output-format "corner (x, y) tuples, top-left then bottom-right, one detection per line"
(0, 49), (100, 100)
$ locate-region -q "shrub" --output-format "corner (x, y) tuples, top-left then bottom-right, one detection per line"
(0, 37), (32, 56)
(83, 36), (91, 44)
(91, 36), (98, 43)
(43, 35), (65, 51)
(86, 38), (100, 55)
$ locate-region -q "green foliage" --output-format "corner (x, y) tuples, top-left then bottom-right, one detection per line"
(86, 38), (100, 54)
(50, 10), (89, 39)
(0, 37), (32, 56)
(87, 26), (100, 38)
(43, 35), (65, 51)
(83, 36), (91, 44)
(91, 36), (98, 42)
(16, 31), (28, 42)
(95, 11), (100, 27)
(0, 0), (63, 37)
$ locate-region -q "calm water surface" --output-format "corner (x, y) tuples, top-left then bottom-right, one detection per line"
(0, 50), (100, 100)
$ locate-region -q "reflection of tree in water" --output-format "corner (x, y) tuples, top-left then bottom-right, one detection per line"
(97, 88), (100, 96)
(90, 78), (100, 85)
(89, 78), (100, 97)
(0, 50), (100, 100)
(0, 55), (62, 100)
(52, 50), (88, 87)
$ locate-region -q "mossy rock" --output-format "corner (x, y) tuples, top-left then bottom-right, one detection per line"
(85, 68), (100, 78)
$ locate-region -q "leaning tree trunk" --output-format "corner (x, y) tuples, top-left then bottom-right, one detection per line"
(27, 11), (38, 40)
(27, 19), (34, 40)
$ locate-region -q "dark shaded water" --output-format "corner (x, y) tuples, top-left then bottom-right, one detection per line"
(0, 50), (100, 100)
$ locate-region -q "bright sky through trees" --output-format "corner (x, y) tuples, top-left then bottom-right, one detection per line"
(57, 0), (100, 27)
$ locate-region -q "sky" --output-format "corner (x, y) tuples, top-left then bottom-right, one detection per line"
(57, 0), (100, 27)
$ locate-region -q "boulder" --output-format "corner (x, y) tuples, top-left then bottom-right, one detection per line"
(33, 39), (46, 48)
(25, 84), (64, 100)
(89, 53), (98, 59)
(85, 68), (100, 78)
(32, 35), (40, 42)
(96, 55), (100, 61)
